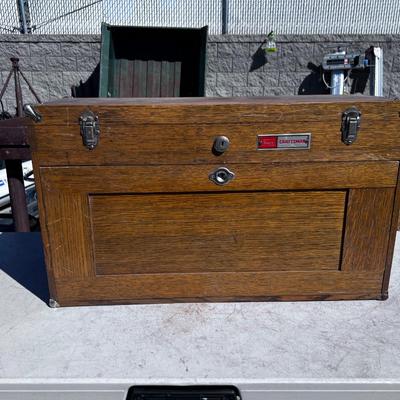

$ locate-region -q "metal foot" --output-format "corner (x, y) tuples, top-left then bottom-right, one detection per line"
(49, 298), (60, 308)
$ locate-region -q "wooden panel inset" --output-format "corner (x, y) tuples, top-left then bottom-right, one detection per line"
(44, 191), (93, 279)
(342, 188), (395, 272)
(383, 171), (400, 297)
(90, 191), (346, 275)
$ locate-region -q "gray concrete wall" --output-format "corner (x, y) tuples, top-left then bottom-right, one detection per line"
(206, 34), (400, 98)
(0, 34), (399, 113)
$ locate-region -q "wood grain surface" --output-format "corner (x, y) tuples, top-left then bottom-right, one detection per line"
(341, 188), (394, 272)
(34, 100), (399, 128)
(36, 161), (397, 305)
(44, 191), (93, 279)
(91, 191), (346, 275)
(30, 96), (400, 305)
(31, 97), (400, 166)
(383, 169), (400, 298)
(30, 120), (400, 166)
(55, 270), (383, 306)
(39, 161), (398, 194)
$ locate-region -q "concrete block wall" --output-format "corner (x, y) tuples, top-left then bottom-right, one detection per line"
(0, 35), (101, 113)
(0, 34), (399, 113)
(206, 34), (400, 97)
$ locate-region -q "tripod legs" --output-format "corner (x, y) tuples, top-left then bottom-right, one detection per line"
(0, 58), (38, 232)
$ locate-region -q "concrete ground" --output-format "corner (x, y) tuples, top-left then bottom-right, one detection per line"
(0, 232), (400, 392)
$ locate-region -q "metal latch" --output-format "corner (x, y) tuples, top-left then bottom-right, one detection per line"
(79, 110), (99, 150)
(23, 104), (42, 122)
(341, 106), (361, 145)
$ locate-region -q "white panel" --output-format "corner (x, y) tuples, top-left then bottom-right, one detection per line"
(243, 390), (400, 400)
(0, 390), (125, 400)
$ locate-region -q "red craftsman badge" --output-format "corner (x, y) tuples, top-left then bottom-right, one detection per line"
(257, 133), (311, 150)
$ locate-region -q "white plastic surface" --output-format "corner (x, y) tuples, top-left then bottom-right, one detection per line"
(0, 233), (400, 398)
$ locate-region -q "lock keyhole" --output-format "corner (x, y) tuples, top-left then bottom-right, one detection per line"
(215, 170), (228, 184)
(212, 136), (230, 155)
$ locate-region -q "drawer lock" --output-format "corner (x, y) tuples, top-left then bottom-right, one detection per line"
(209, 167), (235, 185)
(213, 135), (230, 155)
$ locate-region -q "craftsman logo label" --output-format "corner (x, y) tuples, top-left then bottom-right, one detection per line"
(257, 133), (311, 150)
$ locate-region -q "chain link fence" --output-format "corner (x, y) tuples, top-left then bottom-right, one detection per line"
(0, 0), (20, 33)
(226, 0), (400, 34)
(0, 0), (400, 35)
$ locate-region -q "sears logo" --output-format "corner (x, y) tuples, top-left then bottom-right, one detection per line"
(258, 133), (311, 150)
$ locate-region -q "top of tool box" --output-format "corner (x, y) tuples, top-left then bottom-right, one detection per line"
(41, 94), (392, 106)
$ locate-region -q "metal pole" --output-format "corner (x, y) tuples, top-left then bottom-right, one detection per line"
(16, 0), (28, 34)
(12, 58), (23, 116)
(330, 70), (345, 95)
(5, 57), (30, 232)
(0, 69), (13, 101)
(372, 47), (383, 96)
(5, 160), (30, 232)
(222, 0), (228, 34)
(20, 70), (42, 103)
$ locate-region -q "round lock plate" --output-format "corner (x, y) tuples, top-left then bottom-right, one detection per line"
(209, 167), (235, 185)
(212, 136), (230, 155)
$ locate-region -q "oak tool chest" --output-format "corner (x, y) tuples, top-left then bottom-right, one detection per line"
(27, 96), (400, 307)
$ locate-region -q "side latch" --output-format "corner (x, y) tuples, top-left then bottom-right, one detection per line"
(23, 104), (42, 122)
(79, 110), (99, 150)
(341, 106), (361, 145)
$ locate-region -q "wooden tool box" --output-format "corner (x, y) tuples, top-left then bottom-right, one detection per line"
(28, 96), (400, 306)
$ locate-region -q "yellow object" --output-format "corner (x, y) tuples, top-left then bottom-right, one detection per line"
(266, 31), (277, 52)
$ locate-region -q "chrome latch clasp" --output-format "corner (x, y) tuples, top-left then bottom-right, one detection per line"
(79, 110), (99, 150)
(23, 104), (42, 122)
(341, 106), (361, 145)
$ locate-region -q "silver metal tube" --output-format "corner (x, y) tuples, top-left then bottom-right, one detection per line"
(222, 0), (228, 34)
(373, 47), (383, 96)
(330, 70), (345, 95)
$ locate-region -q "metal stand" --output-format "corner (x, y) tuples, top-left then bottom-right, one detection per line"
(370, 47), (384, 96)
(330, 70), (345, 95)
(322, 46), (383, 97)
(0, 57), (41, 232)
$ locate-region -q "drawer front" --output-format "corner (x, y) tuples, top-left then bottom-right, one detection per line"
(39, 161), (398, 193)
(36, 161), (398, 305)
(91, 191), (346, 276)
